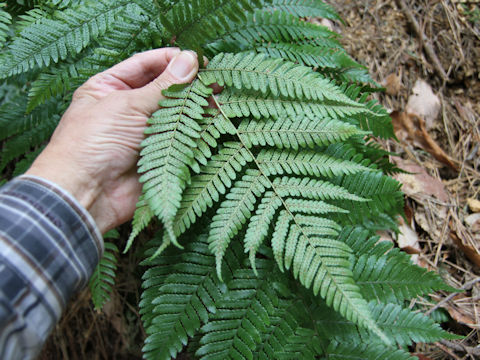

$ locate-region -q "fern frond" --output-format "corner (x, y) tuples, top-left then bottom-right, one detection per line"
(314, 300), (460, 347)
(27, 61), (81, 112)
(205, 11), (340, 55)
(207, 169), (270, 279)
(196, 264), (281, 359)
(257, 149), (373, 178)
(175, 142), (253, 235)
(355, 96), (395, 139)
(330, 171), (404, 220)
(126, 195), (154, 253)
(255, 304), (301, 360)
(259, 0), (340, 20)
(12, 146), (44, 177)
(192, 111), (237, 167)
(0, 0), (130, 78)
(275, 327), (327, 360)
(162, 0), (261, 50)
(13, 7), (50, 34)
(238, 117), (366, 150)
(201, 53), (359, 104)
(0, 93), (29, 141)
(332, 226), (458, 302)
(219, 90), (366, 121)
(0, 101), (60, 171)
(138, 81), (212, 247)
(354, 252), (457, 303)
(267, 209), (389, 343)
(257, 43), (372, 84)
(88, 231), (119, 312)
(272, 176), (369, 202)
(323, 341), (416, 360)
(141, 234), (239, 360)
(0, 2), (11, 47)
(244, 191), (282, 273)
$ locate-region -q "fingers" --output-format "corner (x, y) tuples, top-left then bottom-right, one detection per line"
(102, 48), (182, 89)
(133, 50), (199, 115)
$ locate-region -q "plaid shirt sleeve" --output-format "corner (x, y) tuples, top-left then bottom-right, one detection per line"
(0, 175), (103, 360)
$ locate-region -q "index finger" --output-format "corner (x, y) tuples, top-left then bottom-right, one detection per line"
(103, 48), (182, 89)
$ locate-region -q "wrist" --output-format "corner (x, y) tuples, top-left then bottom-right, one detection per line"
(26, 149), (103, 227)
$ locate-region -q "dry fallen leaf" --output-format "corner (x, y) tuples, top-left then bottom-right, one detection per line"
(383, 73), (402, 96)
(450, 230), (480, 268)
(445, 299), (478, 329)
(376, 230), (394, 244)
(406, 79), (441, 130)
(397, 217), (421, 255)
(467, 198), (480, 213)
(394, 159), (449, 202)
(391, 111), (458, 171)
(465, 213), (480, 232)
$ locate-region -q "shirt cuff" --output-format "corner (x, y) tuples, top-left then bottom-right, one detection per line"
(0, 175), (103, 303)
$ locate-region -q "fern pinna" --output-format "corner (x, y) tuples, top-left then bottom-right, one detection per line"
(0, 0), (459, 359)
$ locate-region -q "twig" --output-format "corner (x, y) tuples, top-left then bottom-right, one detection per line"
(435, 342), (463, 360)
(425, 277), (480, 316)
(395, 0), (449, 82)
(439, 340), (480, 357)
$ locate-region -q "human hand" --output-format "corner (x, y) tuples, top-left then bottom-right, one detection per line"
(26, 48), (199, 234)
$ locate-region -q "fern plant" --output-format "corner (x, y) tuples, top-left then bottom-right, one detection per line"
(88, 229), (120, 312)
(0, 0), (460, 359)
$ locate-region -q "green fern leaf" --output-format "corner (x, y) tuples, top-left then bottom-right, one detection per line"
(218, 90), (366, 121)
(201, 52), (360, 104)
(196, 258), (288, 360)
(238, 117), (367, 150)
(257, 43), (372, 84)
(175, 141), (253, 235)
(88, 230), (119, 312)
(275, 328), (322, 359)
(208, 169), (270, 279)
(0, 2), (12, 47)
(0, 0), (130, 78)
(0, 102), (61, 172)
(322, 341), (416, 360)
(330, 171), (404, 221)
(141, 234), (241, 360)
(334, 226), (458, 302)
(162, 0), (261, 51)
(315, 300), (461, 347)
(259, 0), (340, 20)
(255, 304), (300, 360)
(268, 210), (389, 343)
(138, 81), (212, 248)
(244, 191), (282, 274)
(126, 195), (154, 253)
(354, 252), (457, 303)
(205, 11), (340, 55)
(27, 62), (82, 112)
(272, 176), (369, 202)
(257, 149), (373, 178)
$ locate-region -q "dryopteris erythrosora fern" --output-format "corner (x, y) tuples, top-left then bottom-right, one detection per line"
(0, 0), (459, 359)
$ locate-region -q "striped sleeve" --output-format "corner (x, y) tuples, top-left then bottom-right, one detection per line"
(0, 175), (103, 360)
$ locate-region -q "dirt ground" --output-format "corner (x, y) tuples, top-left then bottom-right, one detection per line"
(39, 1), (480, 359)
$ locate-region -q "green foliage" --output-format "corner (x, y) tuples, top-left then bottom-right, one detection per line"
(1, 0), (459, 358)
(88, 229), (120, 312)
(0, 2), (11, 47)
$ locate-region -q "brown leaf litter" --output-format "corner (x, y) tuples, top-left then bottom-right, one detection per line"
(335, 0), (479, 358)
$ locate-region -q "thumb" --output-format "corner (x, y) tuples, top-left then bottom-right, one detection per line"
(135, 50), (199, 114)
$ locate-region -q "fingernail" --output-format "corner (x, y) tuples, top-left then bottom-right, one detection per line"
(168, 51), (197, 80)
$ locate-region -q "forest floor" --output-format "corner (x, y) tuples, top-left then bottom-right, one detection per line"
(39, 1), (480, 359)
